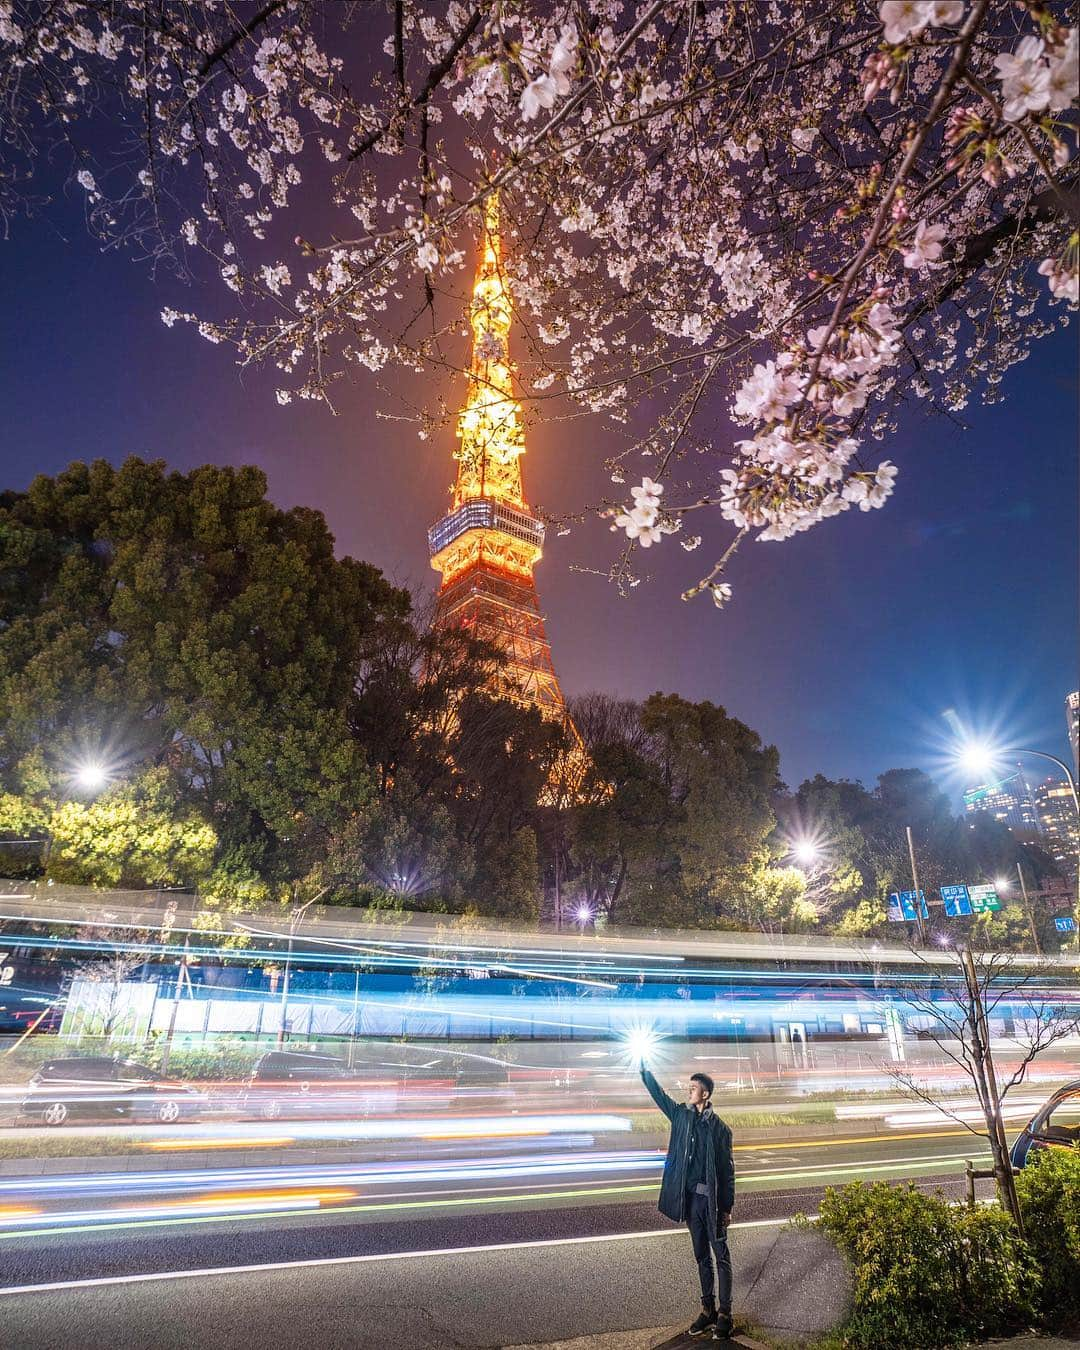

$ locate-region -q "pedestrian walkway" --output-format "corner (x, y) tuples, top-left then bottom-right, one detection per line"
(505, 1326), (769, 1349)
(507, 1327), (1080, 1349)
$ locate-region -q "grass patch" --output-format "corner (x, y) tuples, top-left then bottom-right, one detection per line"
(0, 1134), (140, 1161)
(630, 1105), (836, 1134)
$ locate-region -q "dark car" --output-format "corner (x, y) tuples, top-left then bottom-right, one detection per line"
(21, 1056), (202, 1127)
(1010, 1080), (1080, 1169)
(240, 1050), (397, 1121)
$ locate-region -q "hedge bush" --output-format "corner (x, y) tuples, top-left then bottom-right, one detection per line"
(815, 1180), (1039, 1349)
(1016, 1145), (1080, 1318)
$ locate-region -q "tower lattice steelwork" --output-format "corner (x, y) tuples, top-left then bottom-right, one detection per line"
(428, 198), (573, 724)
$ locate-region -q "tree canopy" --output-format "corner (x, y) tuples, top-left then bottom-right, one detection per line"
(0, 457), (1069, 948)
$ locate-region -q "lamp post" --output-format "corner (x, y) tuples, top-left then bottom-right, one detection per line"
(957, 741), (1079, 943)
(958, 742), (1078, 819)
(275, 890), (330, 1048)
(1013, 862), (1041, 957)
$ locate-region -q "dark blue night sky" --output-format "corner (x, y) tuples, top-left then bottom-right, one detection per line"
(2, 182), (1076, 797)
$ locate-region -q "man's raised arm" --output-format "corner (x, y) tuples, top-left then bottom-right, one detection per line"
(639, 1062), (678, 1121)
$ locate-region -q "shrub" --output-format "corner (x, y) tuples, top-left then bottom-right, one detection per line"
(1016, 1145), (1080, 1317)
(815, 1181), (1039, 1349)
(953, 1206), (1040, 1339)
(141, 1036), (259, 1081)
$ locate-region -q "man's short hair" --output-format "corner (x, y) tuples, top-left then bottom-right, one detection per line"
(690, 1071), (714, 1097)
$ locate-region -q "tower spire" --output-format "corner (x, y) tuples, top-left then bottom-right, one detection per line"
(454, 192), (525, 510)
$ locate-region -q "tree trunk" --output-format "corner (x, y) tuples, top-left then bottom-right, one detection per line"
(961, 948), (1024, 1233)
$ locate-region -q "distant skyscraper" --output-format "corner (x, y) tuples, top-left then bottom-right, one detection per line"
(1034, 776), (1080, 864)
(963, 769), (1039, 833)
(1067, 690), (1079, 775)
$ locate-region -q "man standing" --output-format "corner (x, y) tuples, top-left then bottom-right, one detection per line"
(641, 1061), (735, 1339)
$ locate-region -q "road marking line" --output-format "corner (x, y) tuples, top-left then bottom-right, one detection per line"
(0, 1216), (799, 1297)
(734, 1128), (971, 1152)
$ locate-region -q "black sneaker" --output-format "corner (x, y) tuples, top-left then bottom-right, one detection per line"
(712, 1313), (734, 1340)
(688, 1308), (717, 1336)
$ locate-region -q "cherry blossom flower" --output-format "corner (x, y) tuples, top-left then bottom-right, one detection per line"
(902, 219), (947, 269)
(710, 582), (733, 608)
(1047, 28), (1079, 111)
(549, 25), (578, 96)
(631, 477), (663, 509)
(615, 504), (662, 546)
(995, 37), (1051, 122)
(1038, 256), (1079, 304)
(415, 241), (439, 271)
(475, 329), (504, 362)
(259, 262), (291, 294)
(733, 360), (804, 422)
(880, 1), (962, 45)
(520, 74), (556, 121)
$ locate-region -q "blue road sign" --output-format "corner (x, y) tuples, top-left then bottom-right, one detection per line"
(941, 884), (973, 917)
(888, 889), (928, 921)
(1055, 916), (1076, 933)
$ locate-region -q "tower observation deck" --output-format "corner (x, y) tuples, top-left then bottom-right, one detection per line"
(428, 196), (572, 722)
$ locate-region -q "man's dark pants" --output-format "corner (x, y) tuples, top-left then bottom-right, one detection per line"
(686, 1191), (732, 1314)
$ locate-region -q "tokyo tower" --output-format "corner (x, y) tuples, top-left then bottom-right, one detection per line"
(428, 196), (574, 725)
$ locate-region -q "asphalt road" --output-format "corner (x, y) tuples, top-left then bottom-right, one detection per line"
(0, 1123), (999, 1348)
(0, 1211), (866, 1350)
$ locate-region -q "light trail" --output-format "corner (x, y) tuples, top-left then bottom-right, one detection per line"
(0, 1145), (989, 1240)
(0, 1182), (663, 1241)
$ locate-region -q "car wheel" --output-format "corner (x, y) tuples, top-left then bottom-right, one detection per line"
(156, 1099), (182, 1125)
(42, 1101), (69, 1127)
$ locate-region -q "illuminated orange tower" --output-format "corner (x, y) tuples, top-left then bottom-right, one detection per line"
(428, 196), (571, 720)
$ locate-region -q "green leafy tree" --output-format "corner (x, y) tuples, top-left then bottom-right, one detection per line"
(0, 457), (406, 902)
(725, 856), (818, 935)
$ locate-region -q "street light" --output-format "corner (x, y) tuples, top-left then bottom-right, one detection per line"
(575, 903), (594, 929)
(39, 758), (115, 870)
(956, 738), (1078, 950)
(792, 839), (821, 867)
(276, 895), (324, 1048)
(70, 760), (110, 793)
(956, 740), (1079, 817)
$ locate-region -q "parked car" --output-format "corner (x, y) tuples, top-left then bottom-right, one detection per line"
(240, 1050), (397, 1121)
(239, 1045), (511, 1120)
(21, 1056), (203, 1127)
(1010, 1079), (1080, 1169)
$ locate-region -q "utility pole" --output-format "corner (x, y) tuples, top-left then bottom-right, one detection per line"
(159, 932), (190, 1077)
(906, 825), (927, 945)
(1016, 861), (1041, 956)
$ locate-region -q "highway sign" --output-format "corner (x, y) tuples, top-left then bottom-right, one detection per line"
(887, 889), (928, 921)
(969, 883), (1002, 913)
(941, 884), (973, 917)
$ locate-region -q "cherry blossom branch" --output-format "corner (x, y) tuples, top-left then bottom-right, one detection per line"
(795, 0), (993, 426)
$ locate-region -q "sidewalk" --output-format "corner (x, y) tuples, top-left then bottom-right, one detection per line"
(508, 1329), (1080, 1349)
(507, 1328), (1080, 1349)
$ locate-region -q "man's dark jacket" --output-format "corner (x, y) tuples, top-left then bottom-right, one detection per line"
(641, 1065), (735, 1235)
